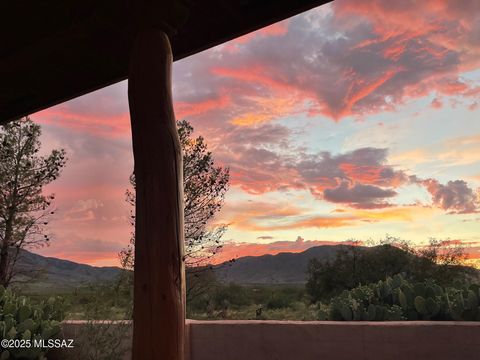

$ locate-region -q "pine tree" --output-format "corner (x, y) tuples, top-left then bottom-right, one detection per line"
(119, 120), (229, 299)
(0, 118), (66, 286)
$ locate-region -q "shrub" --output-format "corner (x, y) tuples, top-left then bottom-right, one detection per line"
(212, 283), (251, 309)
(317, 274), (480, 321)
(70, 320), (131, 360)
(0, 286), (65, 359)
(307, 237), (474, 303)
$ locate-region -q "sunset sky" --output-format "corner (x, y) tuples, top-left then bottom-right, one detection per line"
(31, 0), (480, 267)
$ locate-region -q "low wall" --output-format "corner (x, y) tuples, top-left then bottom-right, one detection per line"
(50, 320), (480, 360)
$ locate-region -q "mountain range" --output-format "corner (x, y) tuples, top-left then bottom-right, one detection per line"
(213, 244), (351, 285)
(12, 244), (479, 291)
(13, 245), (347, 290)
(12, 249), (123, 292)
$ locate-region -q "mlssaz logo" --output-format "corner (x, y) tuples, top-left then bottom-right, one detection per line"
(33, 339), (74, 348)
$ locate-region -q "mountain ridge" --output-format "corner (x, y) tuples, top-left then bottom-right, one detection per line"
(213, 244), (353, 285)
(13, 243), (478, 290)
(12, 248), (123, 292)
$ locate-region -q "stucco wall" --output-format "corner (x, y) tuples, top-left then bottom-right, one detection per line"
(50, 320), (480, 359)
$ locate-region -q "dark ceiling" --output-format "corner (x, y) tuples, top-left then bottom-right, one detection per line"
(0, 0), (332, 125)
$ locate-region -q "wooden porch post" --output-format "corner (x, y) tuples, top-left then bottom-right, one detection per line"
(128, 29), (186, 360)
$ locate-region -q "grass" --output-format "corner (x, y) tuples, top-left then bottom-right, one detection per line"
(16, 282), (319, 321)
(188, 301), (318, 321)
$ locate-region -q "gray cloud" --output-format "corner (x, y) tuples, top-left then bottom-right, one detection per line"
(295, 147), (407, 192)
(422, 179), (479, 214)
(324, 180), (397, 209)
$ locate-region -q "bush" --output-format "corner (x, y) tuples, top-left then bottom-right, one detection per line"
(317, 274), (480, 321)
(70, 320), (131, 360)
(0, 286), (64, 359)
(306, 237), (475, 303)
(265, 287), (304, 310)
(212, 283), (251, 309)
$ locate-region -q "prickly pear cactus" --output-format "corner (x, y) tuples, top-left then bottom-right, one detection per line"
(0, 286), (65, 359)
(317, 274), (480, 322)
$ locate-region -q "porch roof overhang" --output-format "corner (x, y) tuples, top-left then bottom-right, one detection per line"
(0, 0), (332, 125)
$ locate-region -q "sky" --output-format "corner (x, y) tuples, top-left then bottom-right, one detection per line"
(30, 0), (480, 267)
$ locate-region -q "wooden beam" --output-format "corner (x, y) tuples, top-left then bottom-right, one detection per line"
(128, 29), (186, 360)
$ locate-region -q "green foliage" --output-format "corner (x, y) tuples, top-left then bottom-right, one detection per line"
(0, 285), (64, 359)
(212, 283), (251, 309)
(51, 281), (133, 321)
(0, 118), (67, 287)
(186, 268), (217, 305)
(306, 236), (474, 303)
(265, 287), (303, 310)
(318, 274), (480, 321)
(187, 283), (307, 320)
(79, 282), (132, 321)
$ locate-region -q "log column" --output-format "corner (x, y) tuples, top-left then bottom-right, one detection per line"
(128, 29), (185, 360)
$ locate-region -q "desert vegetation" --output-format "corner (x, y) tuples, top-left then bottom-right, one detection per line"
(18, 237), (477, 323)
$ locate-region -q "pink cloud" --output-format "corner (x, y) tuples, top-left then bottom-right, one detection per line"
(172, 0), (480, 125)
(35, 107), (131, 138)
(431, 97), (443, 109)
(33, 82), (131, 138)
(32, 0), (480, 137)
(220, 199), (358, 233)
(175, 94), (231, 119)
(420, 179), (480, 214)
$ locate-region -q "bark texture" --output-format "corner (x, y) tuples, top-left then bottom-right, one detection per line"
(128, 29), (185, 360)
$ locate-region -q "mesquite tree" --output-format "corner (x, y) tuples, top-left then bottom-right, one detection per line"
(0, 118), (66, 287)
(120, 120), (229, 276)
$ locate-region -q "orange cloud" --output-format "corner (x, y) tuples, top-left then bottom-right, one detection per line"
(271, 216), (356, 230)
(175, 95), (231, 119)
(339, 163), (384, 184)
(431, 97), (443, 109)
(35, 107), (131, 138)
(231, 96), (302, 126)
(222, 200), (356, 232)
(211, 66), (312, 126)
(222, 201), (304, 228)
(232, 213), (357, 232)
(383, 43), (407, 61)
(212, 66), (291, 91)
(330, 68), (400, 120)
(353, 206), (433, 222)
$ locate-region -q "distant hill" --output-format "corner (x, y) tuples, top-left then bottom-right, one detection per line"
(214, 244), (353, 285)
(11, 249), (123, 292)
(11, 244), (478, 292)
(213, 244), (480, 285)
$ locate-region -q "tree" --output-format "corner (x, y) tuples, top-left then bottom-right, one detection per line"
(119, 120), (229, 297)
(0, 118), (66, 287)
(306, 236), (471, 303)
